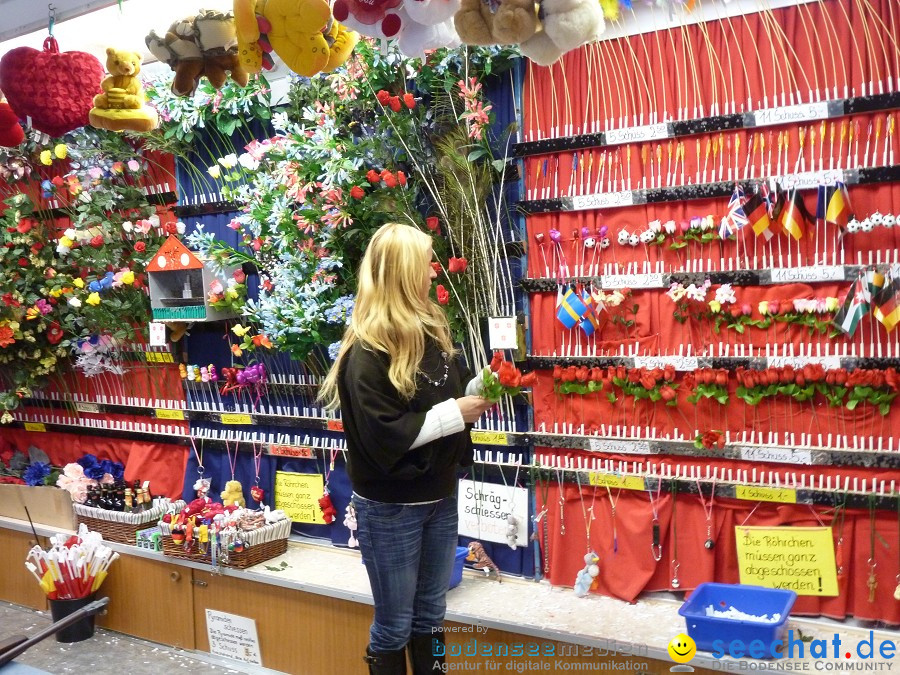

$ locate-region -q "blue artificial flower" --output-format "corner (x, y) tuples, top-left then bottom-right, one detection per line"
(109, 461), (125, 481)
(83, 464), (106, 481)
(76, 453), (99, 469)
(41, 180), (53, 198)
(23, 462), (51, 486)
(99, 459), (116, 478)
(328, 341), (341, 360)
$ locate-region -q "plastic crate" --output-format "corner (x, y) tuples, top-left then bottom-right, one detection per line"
(448, 547), (468, 589)
(678, 583), (797, 658)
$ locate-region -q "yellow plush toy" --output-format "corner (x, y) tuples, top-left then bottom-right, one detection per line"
(89, 48), (159, 132)
(220, 480), (246, 508)
(234, 0), (358, 78)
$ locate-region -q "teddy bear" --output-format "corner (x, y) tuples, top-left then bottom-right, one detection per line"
(573, 551), (600, 597)
(220, 479), (246, 508)
(88, 48), (159, 132)
(235, 0), (357, 78)
(146, 10), (249, 97)
(518, 0), (604, 65)
(454, 0), (538, 46)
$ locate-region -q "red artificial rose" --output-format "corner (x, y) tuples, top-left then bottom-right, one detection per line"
(90, 235), (104, 248)
(640, 373), (656, 390)
(627, 369), (641, 384)
(376, 90), (391, 105)
(769, 300), (781, 315)
(553, 365), (562, 380)
(436, 284), (449, 305)
(51, 175), (65, 188)
(682, 372), (695, 390)
(350, 185), (365, 199)
(16, 219), (32, 234)
(46, 321), (64, 345)
(765, 369), (779, 386)
(497, 361), (518, 387)
(590, 367), (604, 382)
(616, 365), (626, 380)
(886, 368), (899, 391)
(834, 369), (848, 385)
(388, 96), (402, 113)
(425, 216), (441, 234)
(383, 173), (398, 188)
(490, 351), (503, 373)
(730, 305), (742, 318)
(262, 278), (274, 292)
(520, 371), (537, 387)
(30, 242), (43, 255)
(165, 222), (178, 235)
(397, 170), (407, 186)
(795, 374), (806, 387)
(366, 169), (380, 183)
(17, 257), (28, 267)
(663, 364), (675, 382)
(233, 269), (246, 284)
(6, 227), (15, 233)
(825, 370), (835, 385)
(715, 370), (727, 387)
(576, 366), (589, 383)
(781, 365), (794, 384)
(872, 370), (885, 388)
(660, 385), (676, 402)
(403, 93), (415, 109)
(430, 261), (442, 274)
(447, 257), (468, 273)
(134, 241), (146, 253)
(562, 366), (577, 383)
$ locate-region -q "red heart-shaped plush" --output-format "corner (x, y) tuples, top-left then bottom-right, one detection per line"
(0, 102), (23, 147)
(0, 37), (103, 138)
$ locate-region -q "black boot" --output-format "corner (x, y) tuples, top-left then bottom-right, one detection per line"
(408, 633), (444, 675)
(364, 645), (407, 675)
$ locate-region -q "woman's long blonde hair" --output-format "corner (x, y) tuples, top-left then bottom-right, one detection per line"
(319, 222), (455, 409)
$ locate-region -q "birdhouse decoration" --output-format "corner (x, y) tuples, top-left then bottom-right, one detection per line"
(147, 235), (241, 322)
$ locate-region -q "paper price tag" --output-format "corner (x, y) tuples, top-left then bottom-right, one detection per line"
(587, 473), (646, 490)
(766, 356), (841, 370)
(149, 322), (167, 347)
(74, 402), (100, 414)
(735, 485), (797, 504)
(488, 317), (517, 350)
(155, 408), (185, 420)
(752, 101), (829, 127)
(775, 169), (843, 190)
(24, 422), (47, 432)
(604, 123), (670, 146)
(769, 265), (846, 284)
(269, 444), (314, 458)
(220, 413), (253, 425)
(739, 446), (813, 465)
(571, 190), (634, 211)
(470, 430), (509, 446)
(587, 438), (651, 454)
(326, 419), (344, 432)
(633, 355), (699, 371)
(601, 273), (664, 289)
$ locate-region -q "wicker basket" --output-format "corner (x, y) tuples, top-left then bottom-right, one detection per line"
(162, 535), (288, 569)
(160, 517), (291, 569)
(73, 499), (184, 546)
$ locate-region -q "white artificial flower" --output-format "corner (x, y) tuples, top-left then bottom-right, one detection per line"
(238, 153), (260, 171)
(218, 154), (238, 169)
(208, 165), (221, 179)
(176, 222), (186, 235)
(64, 228), (76, 239)
(714, 283), (736, 305)
(79, 191), (92, 203)
(663, 220), (676, 234)
(666, 284), (686, 302)
(68, 297), (82, 308)
(148, 214), (161, 228)
(648, 219), (662, 233)
(122, 221), (133, 232)
(685, 284), (707, 302)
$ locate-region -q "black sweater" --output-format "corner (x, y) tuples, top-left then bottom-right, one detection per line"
(337, 340), (473, 503)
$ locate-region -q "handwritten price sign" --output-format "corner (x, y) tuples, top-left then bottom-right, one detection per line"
(571, 190), (635, 211)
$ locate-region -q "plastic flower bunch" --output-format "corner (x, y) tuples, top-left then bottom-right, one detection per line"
(480, 351), (537, 402)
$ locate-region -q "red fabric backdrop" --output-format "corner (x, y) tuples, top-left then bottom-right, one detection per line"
(523, 1), (900, 623)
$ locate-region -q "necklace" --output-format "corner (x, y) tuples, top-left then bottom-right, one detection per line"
(420, 351), (450, 387)
(576, 471), (593, 553)
(867, 495), (878, 603)
(531, 465), (551, 577)
(671, 482), (681, 589)
(499, 461), (521, 550)
(556, 464), (566, 536)
(697, 478), (716, 550)
(648, 480), (662, 562)
(606, 487), (620, 554)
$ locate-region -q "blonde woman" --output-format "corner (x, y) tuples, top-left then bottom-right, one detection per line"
(321, 223), (492, 675)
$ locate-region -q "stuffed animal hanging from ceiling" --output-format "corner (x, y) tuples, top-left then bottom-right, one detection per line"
(89, 48), (159, 132)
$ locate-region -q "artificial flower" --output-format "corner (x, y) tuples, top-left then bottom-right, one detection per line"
(0, 324), (15, 347)
(366, 169), (380, 183)
(251, 334), (273, 348)
(208, 165), (221, 179)
(350, 185), (365, 199)
(54, 144), (67, 159)
(134, 241), (146, 253)
(127, 159), (140, 172)
(403, 93), (415, 109)
(436, 284), (450, 305)
(231, 344), (243, 357)
(232, 324), (250, 337)
(40, 150), (52, 165)
(233, 269), (246, 284)
(218, 154), (238, 169)
(46, 322), (64, 345)
(86, 292), (101, 306)
(120, 270), (135, 285)
(708, 300), (721, 313)
(758, 300), (769, 315)
(73, 277), (84, 289)
(426, 217), (441, 234)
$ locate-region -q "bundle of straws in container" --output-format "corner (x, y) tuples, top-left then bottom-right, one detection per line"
(24, 524), (118, 600)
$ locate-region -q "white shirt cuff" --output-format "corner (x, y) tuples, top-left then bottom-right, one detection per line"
(409, 398), (466, 449)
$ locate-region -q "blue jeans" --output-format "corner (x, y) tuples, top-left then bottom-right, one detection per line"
(353, 493), (458, 652)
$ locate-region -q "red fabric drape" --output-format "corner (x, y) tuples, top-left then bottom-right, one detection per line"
(523, 1), (900, 623)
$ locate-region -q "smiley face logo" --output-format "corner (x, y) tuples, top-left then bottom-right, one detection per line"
(667, 634), (696, 664)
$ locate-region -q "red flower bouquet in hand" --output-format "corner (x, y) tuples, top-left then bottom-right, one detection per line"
(481, 351), (536, 402)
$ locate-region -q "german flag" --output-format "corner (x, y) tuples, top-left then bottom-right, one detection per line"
(825, 182), (851, 230)
(745, 192), (773, 241)
(874, 265), (900, 332)
(780, 190), (811, 241)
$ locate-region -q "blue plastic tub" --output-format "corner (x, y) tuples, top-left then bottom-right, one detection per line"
(448, 546), (468, 589)
(678, 583), (797, 658)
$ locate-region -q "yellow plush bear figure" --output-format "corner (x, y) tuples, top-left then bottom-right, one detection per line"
(89, 48), (159, 132)
(220, 480), (246, 508)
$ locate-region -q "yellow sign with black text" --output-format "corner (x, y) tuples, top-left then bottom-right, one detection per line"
(735, 526), (838, 596)
(274, 472), (325, 524)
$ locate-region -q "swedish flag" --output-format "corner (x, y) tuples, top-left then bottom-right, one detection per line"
(556, 287), (587, 329)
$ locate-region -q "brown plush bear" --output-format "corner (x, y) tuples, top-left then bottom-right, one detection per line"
(89, 48), (158, 132)
(454, 0), (538, 46)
